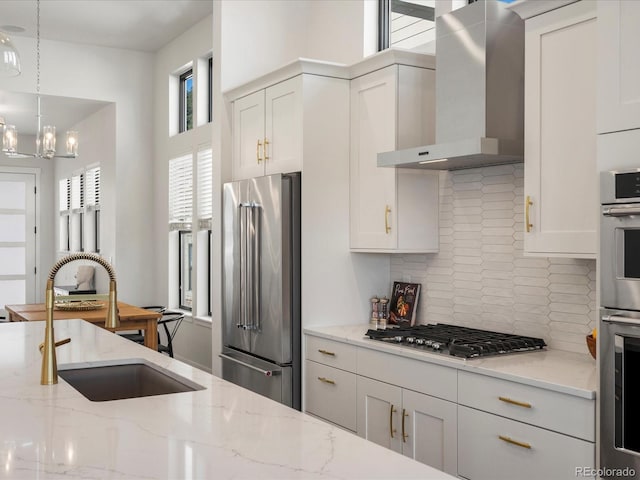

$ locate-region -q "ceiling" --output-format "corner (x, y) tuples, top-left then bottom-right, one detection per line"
(0, 0), (213, 137)
(0, 0), (213, 52)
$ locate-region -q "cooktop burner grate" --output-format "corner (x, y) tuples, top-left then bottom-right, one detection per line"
(365, 323), (547, 359)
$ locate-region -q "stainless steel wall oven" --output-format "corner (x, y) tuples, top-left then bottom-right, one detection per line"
(600, 170), (640, 478)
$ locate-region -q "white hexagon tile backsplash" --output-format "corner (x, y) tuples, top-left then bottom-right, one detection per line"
(390, 163), (596, 355)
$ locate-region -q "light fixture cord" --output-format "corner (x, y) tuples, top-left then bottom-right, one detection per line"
(36, 0), (41, 154)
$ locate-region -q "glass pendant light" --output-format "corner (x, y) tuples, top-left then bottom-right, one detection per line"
(0, 32), (21, 77)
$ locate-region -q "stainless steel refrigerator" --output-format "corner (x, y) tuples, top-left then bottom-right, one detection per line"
(221, 172), (301, 410)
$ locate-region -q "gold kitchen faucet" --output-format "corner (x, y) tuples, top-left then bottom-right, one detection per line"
(41, 253), (119, 385)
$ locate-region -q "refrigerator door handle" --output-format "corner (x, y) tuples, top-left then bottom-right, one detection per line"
(251, 204), (262, 331)
(219, 353), (281, 377)
(238, 204), (248, 330)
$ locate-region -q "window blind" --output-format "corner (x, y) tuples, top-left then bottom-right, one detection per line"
(85, 166), (101, 207)
(197, 148), (212, 228)
(169, 154), (193, 229)
(58, 178), (70, 212)
(71, 173), (84, 210)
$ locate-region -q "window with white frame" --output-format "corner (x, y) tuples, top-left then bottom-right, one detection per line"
(197, 147), (212, 317)
(169, 154), (193, 310)
(179, 69), (194, 133)
(58, 178), (70, 251)
(85, 166), (101, 253)
(168, 148), (212, 317)
(57, 166), (101, 254)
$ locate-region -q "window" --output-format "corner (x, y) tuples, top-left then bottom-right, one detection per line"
(179, 230), (193, 310)
(57, 166), (101, 254)
(58, 178), (70, 251)
(85, 166), (101, 253)
(378, 0), (436, 52)
(208, 57), (213, 123)
(179, 69), (194, 133)
(197, 148), (212, 316)
(169, 154), (193, 311)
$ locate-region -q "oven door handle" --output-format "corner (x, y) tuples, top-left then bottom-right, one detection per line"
(602, 314), (640, 326)
(602, 207), (640, 217)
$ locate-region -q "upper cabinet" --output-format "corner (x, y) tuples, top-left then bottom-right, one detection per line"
(232, 76), (302, 181)
(523, 1), (598, 258)
(349, 63), (439, 253)
(597, 0), (640, 134)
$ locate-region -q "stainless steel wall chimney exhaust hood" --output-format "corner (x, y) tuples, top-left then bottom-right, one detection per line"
(378, 0), (524, 171)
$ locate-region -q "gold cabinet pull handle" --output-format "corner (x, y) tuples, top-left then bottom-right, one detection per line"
(256, 139), (263, 163)
(499, 435), (531, 450)
(317, 376), (335, 385)
(525, 195), (533, 233)
(389, 404), (397, 438)
(264, 138), (270, 161)
(384, 205), (391, 234)
(402, 408), (409, 443)
(498, 396), (532, 409)
(318, 349), (335, 356)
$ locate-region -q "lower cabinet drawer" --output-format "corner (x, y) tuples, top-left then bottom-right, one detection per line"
(305, 360), (356, 431)
(458, 406), (595, 480)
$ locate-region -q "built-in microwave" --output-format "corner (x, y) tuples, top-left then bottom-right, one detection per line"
(600, 170), (640, 311)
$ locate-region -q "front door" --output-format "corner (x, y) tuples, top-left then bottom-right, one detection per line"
(0, 171), (37, 317)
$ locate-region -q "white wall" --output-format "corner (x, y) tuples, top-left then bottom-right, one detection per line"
(0, 35), (155, 305)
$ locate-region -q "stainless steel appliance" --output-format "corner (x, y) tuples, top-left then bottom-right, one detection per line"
(366, 324), (546, 359)
(377, 0), (524, 170)
(600, 170), (640, 477)
(601, 169), (640, 311)
(221, 173), (301, 411)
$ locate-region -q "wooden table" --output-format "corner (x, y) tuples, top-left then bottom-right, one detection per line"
(5, 302), (161, 351)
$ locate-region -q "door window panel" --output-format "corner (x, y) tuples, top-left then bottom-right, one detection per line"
(0, 279), (26, 306)
(0, 181), (26, 209)
(0, 214), (26, 242)
(0, 247), (26, 275)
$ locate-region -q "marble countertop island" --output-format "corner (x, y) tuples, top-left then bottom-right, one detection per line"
(0, 319), (454, 479)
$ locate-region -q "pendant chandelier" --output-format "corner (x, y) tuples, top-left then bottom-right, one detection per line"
(2, 0), (78, 159)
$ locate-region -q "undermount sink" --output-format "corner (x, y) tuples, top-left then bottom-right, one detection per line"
(58, 359), (205, 402)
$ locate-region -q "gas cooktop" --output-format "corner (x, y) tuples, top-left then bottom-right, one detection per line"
(365, 323), (547, 359)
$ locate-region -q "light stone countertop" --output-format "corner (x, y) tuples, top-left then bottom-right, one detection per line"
(304, 324), (597, 400)
(0, 319), (455, 480)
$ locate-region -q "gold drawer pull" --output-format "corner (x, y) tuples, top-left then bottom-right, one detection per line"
(384, 205), (391, 234)
(317, 377), (335, 385)
(389, 404), (397, 438)
(318, 349), (335, 356)
(256, 139), (263, 163)
(499, 435), (531, 450)
(525, 195), (533, 233)
(402, 408), (409, 442)
(264, 138), (270, 160)
(498, 396), (532, 409)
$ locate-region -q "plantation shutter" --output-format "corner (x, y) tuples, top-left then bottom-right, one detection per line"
(58, 178), (70, 212)
(85, 166), (101, 207)
(197, 147), (212, 230)
(169, 154), (193, 230)
(71, 173), (84, 210)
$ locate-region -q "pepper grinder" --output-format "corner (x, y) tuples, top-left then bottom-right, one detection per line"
(370, 297), (379, 329)
(378, 297), (389, 330)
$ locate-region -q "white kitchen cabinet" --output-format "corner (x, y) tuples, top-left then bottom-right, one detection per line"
(232, 76), (302, 181)
(457, 370), (595, 480)
(523, 0), (598, 258)
(304, 336), (357, 431)
(597, 0), (640, 134)
(458, 406), (595, 480)
(349, 64), (439, 253)
(356, 376), (457, 476)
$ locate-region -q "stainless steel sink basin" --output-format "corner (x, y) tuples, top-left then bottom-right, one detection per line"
(58, 359), (205, 402)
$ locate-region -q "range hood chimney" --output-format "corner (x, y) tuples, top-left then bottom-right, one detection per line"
(378, 0), (524, 170)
